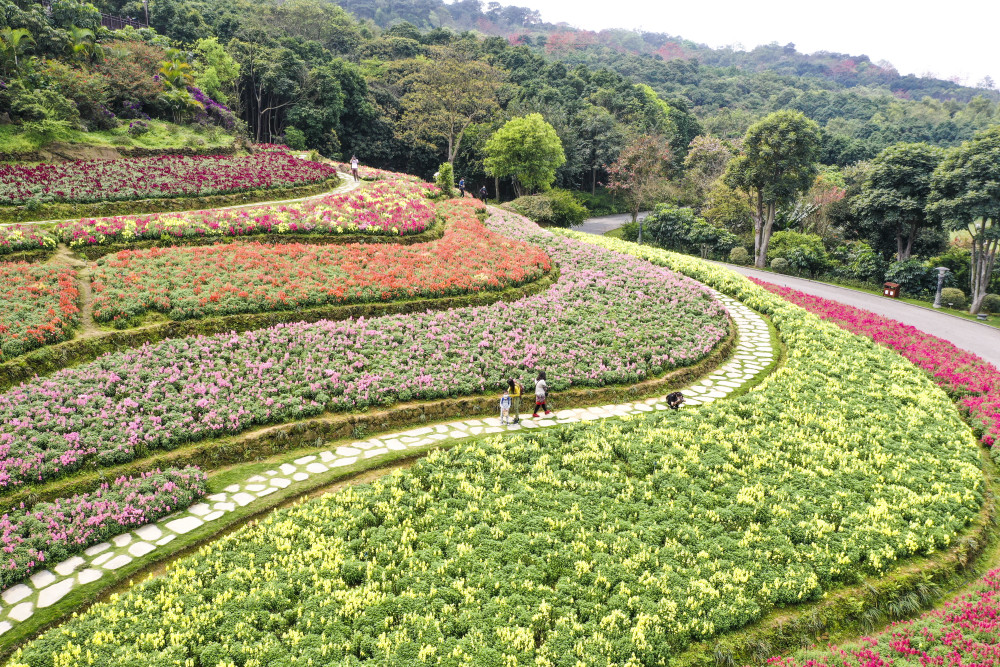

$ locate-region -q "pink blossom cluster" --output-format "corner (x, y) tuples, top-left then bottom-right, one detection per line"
(769, 568), (1000, 667)
(57, 178), (438, 248)
(0, 225), (56, 256)
(0, 467), (206, 590)
(0, 209), (729, 488)
(0, 153), (339, 206)
(752, 278), (1000, 446)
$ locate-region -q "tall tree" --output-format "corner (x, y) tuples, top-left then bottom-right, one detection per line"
(928, 126), (1000, 314)
(399, 49), (505, 164)
(483, 113), (565, 196)
(723, 110), (821, 268)
(606, 134), (672, 240)
(851, 142), (943, 261)
(0, 28), (34, 75)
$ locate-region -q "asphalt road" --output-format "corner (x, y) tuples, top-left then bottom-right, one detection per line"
(571, 211), (648, 236)
(724, 264), (1000, 367)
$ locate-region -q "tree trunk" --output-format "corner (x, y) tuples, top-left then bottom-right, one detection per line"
(968, 221), (999, 314)
(752, 191), (769, 268)
(494, 176), (499, 203)
(592, 166), (597, 196)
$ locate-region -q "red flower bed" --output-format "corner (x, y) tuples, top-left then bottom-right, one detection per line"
(752, 278), (1000, 446)
(769, 568), (1000, 667)
(91, 198), (551, 323)
(0, 152), (339, 206)
(0, 263), (80, 360)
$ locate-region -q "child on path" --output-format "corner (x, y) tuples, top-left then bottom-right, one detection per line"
(508, 377), (522, 424)
(500, 388), (513, 425)
(532, 371), (552, 418)
(350, 155), (360, 181)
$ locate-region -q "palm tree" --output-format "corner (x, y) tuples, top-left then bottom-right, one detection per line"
(0, 27), (34, 75)
(65, 25), (102, 64)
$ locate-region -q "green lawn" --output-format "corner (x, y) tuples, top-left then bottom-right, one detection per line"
(0, 120), (237, 157)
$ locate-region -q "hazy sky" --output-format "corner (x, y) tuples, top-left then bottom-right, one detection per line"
(518, 0), (998, 88)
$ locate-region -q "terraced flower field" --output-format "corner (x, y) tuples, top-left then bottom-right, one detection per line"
(6, 231), (981, 666)
(0, 210), (728, 488)
(0, 264), (80, 361)
(752, 278), (1000, 447)
(57, 177), (437, 250)
(0, 227), (56, 258)
(0, 152), (338, 206)
(89, 200), (549, 323)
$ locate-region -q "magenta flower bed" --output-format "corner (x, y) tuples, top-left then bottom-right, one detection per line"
(0, 210), (729, 488)
(56, 178), (438, 248)
(0, 152), (338, 206)
(0, 467), (206, 590)
(0, 225), (57, 256)
(769, 568), (1000, 667)
(752, 278), (1000, 446)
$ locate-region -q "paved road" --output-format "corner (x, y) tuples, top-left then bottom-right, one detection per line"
(572, 211), (649, 235)
(723, 264), (1000, 367)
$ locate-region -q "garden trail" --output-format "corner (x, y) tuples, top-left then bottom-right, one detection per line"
(0, 292), (776, 639)
(43, 243), (99, 337)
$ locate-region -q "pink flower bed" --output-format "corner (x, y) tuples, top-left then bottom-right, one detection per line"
(752, 278), (1000, 446)
(0, 467), (206, 590)
(769, 568), (1000, 667)
(0, 152), (338, 206)
(57, 178), (438, 248)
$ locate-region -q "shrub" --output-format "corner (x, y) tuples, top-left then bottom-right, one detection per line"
(729, 247), (750, 265)
(284, 127), (307, 150)
(885, 259), (936, 298)
(982, 294), (1000, 314)
(435, 162), (455, 197)
(502, 189), (587, 227)
(834, 241), (887, 284)
(940, 287), (967, 309)
(766, 231), (830, 278)
(127, 119), (150, 137)
(771, 257), (791, 274)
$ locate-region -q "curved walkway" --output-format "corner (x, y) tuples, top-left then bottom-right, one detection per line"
(571, 211), (648, 236)
(722, 264), (1000, 368)
(0, 291), (773, 637)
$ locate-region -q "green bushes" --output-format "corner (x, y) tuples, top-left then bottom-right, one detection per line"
(766, 231), (830, 278)
(435, 162), (455, 198)
(729, 247), (750, 265)
(940, 287), (967, 309)
(501, 188), (587, 227)
(982, 294), (1000, 314)
(771, 257), (791, 274)
(885, 259), (936, 297)
(621, 202), (740, 259)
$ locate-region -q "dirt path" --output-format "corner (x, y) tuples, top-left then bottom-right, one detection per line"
(43, 243), (99, 337)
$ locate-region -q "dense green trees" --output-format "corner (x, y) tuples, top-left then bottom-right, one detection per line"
(484, 113), (565, 195)
(851, 143), (943, 261)
(929, 127), (1000, 314)
(724, 110), (822, 267)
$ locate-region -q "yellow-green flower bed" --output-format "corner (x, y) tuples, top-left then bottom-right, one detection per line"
(7, 243), (982, 666)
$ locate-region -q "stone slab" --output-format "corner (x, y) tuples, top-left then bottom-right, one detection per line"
(232, 492), (255, 506)
(128, 542), (155, 558)
(103, 555), (133, 571)
(37, 578), (74, 608)
(1, 584), (31, 605)
(135, 524), (163, 542)
(8, 602), (33, 622)
(54, 556), (85, 577)
(78, 568), (102, 585)
(30, 570), (56, 589)
(165, 516), (204, 534)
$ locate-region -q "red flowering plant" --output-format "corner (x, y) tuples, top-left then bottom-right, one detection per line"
(90, 198), (551, 323)
(0, 263), (80, 360)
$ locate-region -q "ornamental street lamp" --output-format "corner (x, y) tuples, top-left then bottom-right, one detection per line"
(932, 266), (950, 308)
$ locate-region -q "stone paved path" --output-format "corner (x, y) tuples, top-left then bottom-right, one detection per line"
(0, 292), (772, 635)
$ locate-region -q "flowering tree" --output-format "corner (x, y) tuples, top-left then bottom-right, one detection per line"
(606, 135), (672, 242)
(929, 126), (1000, 314)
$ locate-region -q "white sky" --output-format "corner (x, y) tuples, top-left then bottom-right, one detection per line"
(517, 0), (999, 88)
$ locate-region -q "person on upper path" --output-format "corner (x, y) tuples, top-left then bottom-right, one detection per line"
(350, 155), (360, 181)
(458, 177), (466, 197)
(532, 370), (552, 418)
(508, 377), (522, 424)
(479, 185), (488, 203)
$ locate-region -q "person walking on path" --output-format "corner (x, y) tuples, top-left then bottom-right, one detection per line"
(499, 388), (512, 425)
(479, 185), (488, 203)
(458, 177), (466, 197)
(508, 377), (522, 424)
(532, 371), (552, 418)
(350, 155), (360, 181)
